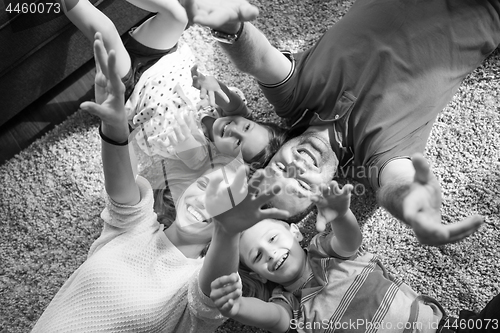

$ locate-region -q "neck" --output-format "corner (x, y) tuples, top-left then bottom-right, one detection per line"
(282, 255), (310, 292)
(164, 225), (207, 259)
(201, 116), (216, 141)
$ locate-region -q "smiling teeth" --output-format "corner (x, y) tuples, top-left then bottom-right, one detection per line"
(300, 151), (315, 167)
(187, 205), (203, 222)
(274, 253), (289, 270)
(222, 122), (231, 137)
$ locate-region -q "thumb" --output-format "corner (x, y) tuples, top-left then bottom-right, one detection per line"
(80, 101), (107, 118)
(315, 212), (327, 233)
(411, 154), (431, 184)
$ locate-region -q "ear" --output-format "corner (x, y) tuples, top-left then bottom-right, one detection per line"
(289, 223), (304, 242)
(249, 271), (267, 284)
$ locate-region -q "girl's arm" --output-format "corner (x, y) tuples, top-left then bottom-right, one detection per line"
(210, 274), (291, 333)
(80, 35), (140, 206)
(311, 181), (362, 255)
(191, 66), (250, 117)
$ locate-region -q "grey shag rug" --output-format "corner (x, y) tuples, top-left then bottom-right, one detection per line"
(1, 1), (499, 332)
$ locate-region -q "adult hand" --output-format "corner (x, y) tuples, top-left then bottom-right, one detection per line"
(403, 154), (483, 245)
(184, 0), (259, 29)
(80, 33), (127, 129)
(210, 273), (242, 317)
(205, 167), (290, 234)
(311, 181), (353, 233)
(191, 65), (229, 107)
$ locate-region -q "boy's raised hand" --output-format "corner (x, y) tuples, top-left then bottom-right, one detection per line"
(311, 181), (353, 232)
(191, 65), (229, 107)
(210, 273), (242, 317)
(205, 167), (290, 234)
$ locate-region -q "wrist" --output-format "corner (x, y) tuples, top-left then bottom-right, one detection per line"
(100, 122), (129, 145)
(211, 22), (244, 44)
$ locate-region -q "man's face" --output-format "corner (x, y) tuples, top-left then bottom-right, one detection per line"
(261, 132), (338, 216)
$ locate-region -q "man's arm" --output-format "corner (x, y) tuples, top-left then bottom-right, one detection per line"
(185, 0), (292, 85)
(378, 154), (483, 245)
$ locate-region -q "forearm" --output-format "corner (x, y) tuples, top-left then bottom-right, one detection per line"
(329, 209), (362, 254)
(199, 223), (240, 296)
(101, 122), (140, 205)
(218, 23), (285, 83)
(232, 297), (290, 333)
(377, 180), (412, 224)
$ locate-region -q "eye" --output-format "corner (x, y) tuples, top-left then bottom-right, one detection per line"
(244, 124), (250, 131)
(254, 251), (262, 263)
(270, 235), (277, 242)
(236, 139), (242, 147)
(196, 176), (209, 190)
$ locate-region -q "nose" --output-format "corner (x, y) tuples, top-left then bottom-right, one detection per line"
(227, 124), (243, 138)
(289, 159), (306, 177)
(194, 195), (206, 210)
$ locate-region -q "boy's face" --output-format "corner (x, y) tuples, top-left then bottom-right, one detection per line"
(212, 116), (269, 161)
(240, 220), (306, 285)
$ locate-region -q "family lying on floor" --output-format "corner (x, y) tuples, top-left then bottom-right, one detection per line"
(31, 0), (500, 332)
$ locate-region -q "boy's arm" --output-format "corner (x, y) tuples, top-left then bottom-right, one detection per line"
(80, 35), (140, 206)
(210, 274), (291, 333)
(312, 182), (362, 256)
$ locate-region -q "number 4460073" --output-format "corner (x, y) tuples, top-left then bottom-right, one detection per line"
(5, 2), (61, 14)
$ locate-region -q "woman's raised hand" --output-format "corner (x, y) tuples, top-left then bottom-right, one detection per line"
(205, 166), (290, 234)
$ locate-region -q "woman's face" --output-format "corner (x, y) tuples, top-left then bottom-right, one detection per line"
(174, 165), (236, 241)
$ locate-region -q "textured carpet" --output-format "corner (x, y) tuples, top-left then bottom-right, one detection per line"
(1, 1), (500, 332)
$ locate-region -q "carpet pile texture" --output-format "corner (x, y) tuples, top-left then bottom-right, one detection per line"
(1, 1), (499, 332)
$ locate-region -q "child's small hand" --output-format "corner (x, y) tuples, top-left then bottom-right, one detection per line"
(205, 167), (290, 234)
(210, 273), (242, 317)
(191, 65), (229, 107)
(165, 110), (202, 152)
(311, 181), (353, 232)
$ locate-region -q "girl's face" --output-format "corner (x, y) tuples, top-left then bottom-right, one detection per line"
(239, 220), (306, 285)
(174, 166), (236, 242)
(212, 116), (269, 161)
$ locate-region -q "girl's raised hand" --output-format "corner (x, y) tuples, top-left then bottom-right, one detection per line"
(311, 181), (353, 232)
(205, 167), (290, 234)
(210, 273), (242, 317)
(80, 33), (126, 127)
(191, 65), (229, 107)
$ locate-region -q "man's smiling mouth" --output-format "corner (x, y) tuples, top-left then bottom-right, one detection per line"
(297, 148), (317, 168)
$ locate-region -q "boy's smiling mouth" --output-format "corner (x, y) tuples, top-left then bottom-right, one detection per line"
(272, 251), (289, 271)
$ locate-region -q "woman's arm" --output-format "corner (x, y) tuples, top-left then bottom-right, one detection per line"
(80, 35), (140, 205)
(199, 168), (290, 298)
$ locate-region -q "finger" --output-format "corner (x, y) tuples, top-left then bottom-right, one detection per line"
(315, 214), (327, 233)
(172, 126), (185, 143)
(93, 37), (109, 79)
(208, 90), (216, 107)
(167, 133), (177, 147)
(80, 101), (107, 118)
(217, 89), (230, 104)
(342, 183), (354, 195)
(191, 64), (198, 77)
(205, 171), (225, 198)
(106, 50), (125, 98)
(211, 273), (240, 290)
(445, 215), (483, 243)
(200, 87), (207, 100)
(411, 153), (431, 184)
(259, 207), (291, 220)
